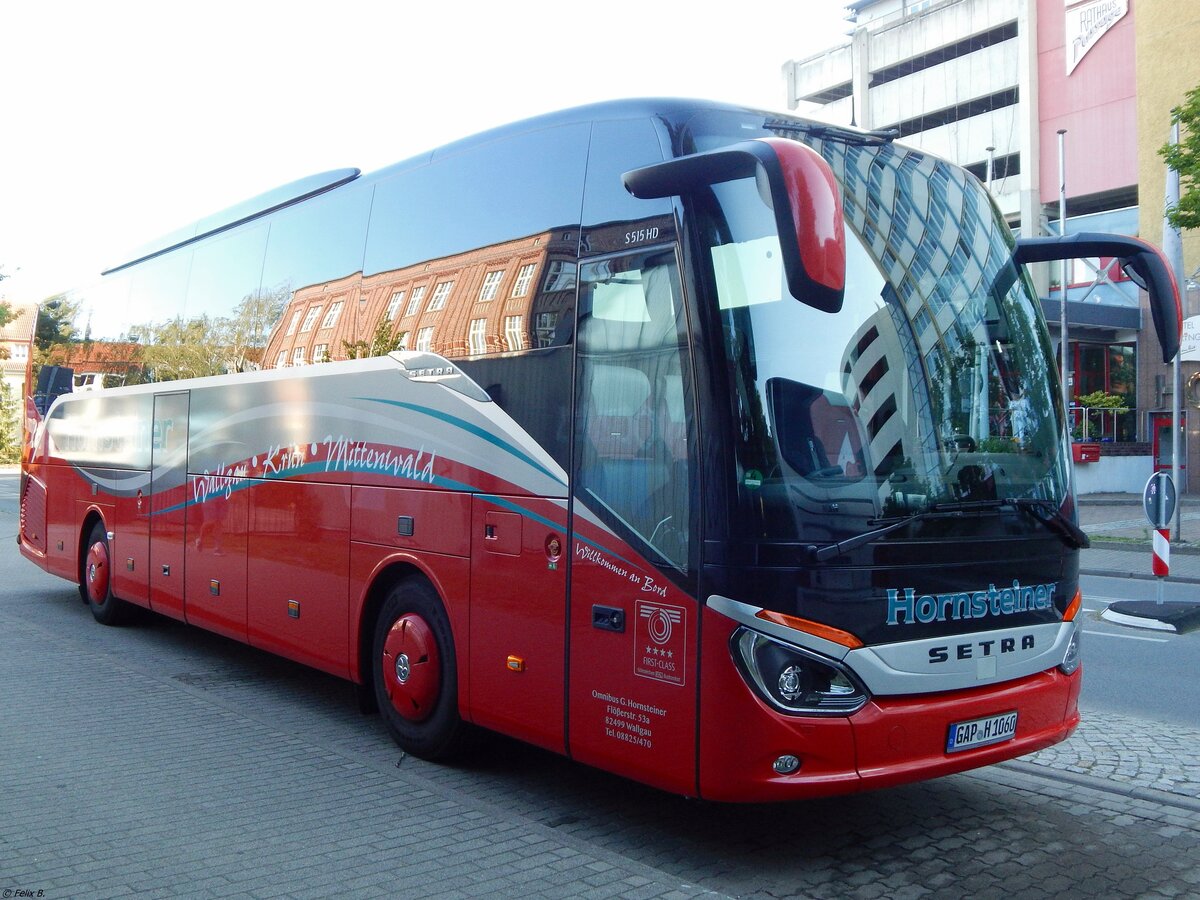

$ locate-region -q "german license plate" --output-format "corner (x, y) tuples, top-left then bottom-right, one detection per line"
(946, 711), (1018, 753)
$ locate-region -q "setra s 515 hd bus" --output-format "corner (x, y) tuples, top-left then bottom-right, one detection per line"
(20, 99), (1182, 801)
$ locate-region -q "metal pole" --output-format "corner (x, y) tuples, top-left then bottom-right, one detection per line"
(1158, 478), (1168, 605)
(1058, 130), (1069, 426)
(1166, 122), (1184, 539)
(986, 145), (995, 192)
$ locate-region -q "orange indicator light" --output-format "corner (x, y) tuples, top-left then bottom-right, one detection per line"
(1063, 589), (1082, 622)
(754, 610), (864, 649)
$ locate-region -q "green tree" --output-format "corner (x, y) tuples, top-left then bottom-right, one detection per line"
(132, 315), (229, 381)
(0, 377), (20, 463)
(223, 287), (288, 371)
(341, 316), (406, 360)
(1074, 390), (1129, 441)
(34, 295), (79, 350)
(1160, 84), (1200, 231)
(0, 266), (13, 329)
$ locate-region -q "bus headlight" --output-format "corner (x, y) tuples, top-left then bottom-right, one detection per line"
(731, 627), (868, 715)
(1059, 620), (1082, 675)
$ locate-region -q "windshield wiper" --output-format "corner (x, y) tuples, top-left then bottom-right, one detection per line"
(1003, 497), (1090, 550)
(806, 505), (965, 562)
(763, 119), (899, 145)
(805, 498), (1089, 562)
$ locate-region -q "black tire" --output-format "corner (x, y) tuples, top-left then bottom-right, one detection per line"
(372, 577), (469, 761)
(80, 522), (132, 626)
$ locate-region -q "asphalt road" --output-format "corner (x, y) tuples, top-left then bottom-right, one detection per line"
(1078, 573), (1200, 729)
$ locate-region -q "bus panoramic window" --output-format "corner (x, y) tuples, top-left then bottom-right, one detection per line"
(696, 143), (1068, 543)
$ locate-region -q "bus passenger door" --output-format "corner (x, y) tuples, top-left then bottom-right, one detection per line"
(468, 496), (568, 753)
(567, 248), (698, 796)
(148, 391), (189, 622)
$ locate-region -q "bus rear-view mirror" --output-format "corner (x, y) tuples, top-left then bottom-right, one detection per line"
(624, 138), (846, 314)
(1014, 233), (1183, 363)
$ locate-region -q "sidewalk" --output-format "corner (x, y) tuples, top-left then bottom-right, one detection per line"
(1079, 492), (1200, 584)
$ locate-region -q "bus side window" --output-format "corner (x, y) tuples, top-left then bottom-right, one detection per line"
(575, 249), (693, 571)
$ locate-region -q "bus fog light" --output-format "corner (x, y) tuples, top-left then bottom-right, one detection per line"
(773, 754), (801, 775)
(731, 627), (868, 715)
(1059, 621), (1081, 675)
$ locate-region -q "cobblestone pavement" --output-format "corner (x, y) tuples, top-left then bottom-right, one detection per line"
(2, 479), (1198, 898)
(1019, 712), (1200, 806)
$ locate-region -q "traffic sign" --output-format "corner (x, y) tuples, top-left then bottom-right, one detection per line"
(1143, 472), (1177, 530)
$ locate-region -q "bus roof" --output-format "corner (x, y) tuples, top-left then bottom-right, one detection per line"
(102, 167), (361, 275)
(100, 98), (879, 277)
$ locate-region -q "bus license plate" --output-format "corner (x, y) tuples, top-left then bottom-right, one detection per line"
(946, 711), (1018, 753)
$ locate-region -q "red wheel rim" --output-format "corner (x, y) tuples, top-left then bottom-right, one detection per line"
(381, 614), (440, 722)
(85, 540), (110, 605)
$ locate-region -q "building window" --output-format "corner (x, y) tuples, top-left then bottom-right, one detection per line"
(293, 346), (306, 366)
(504, 315), (524, 351)
(534, 312), (558, 348)
(468, 318), (487, 355)
(386, 290), (406, 320)
(478, 270), (504, 302)
(427, 281), (454, 312)
(300, 306), (323, 332)
(313, 343), (329, 363)
(1069, 341), (1137, 441)
(10, 344), (28, 362)
(416, 326), (435, 352)
(275, 350), (288, 368)
(511, 263), (537, 298)
(285, 310), (303, 336)
(543, 260), (577, 293)
(320, 301), (343, 330)
(405, 286), (426, 316)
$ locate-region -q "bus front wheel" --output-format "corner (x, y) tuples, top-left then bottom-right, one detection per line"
(80, 523), (132, 626)
(372, 577), (468, 761)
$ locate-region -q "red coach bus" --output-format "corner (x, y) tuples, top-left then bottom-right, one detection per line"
(20, 99), (1181, 801)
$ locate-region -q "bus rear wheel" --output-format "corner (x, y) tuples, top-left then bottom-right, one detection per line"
(372, 577), (469, 761)
(80, 523), (132, 626)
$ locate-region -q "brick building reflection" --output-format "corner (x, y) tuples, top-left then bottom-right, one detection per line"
(261, 215), (677, 368)
(263, 229), (579, 368)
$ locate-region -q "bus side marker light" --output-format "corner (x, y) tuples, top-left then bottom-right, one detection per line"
(126, 558), (135, 571)
(288, 599), (300, 619)
(210, 580), (220, 596)
(1063, 589), (1082, 622)
(772, 755), (801, 775)
(506, 655), (525, 672)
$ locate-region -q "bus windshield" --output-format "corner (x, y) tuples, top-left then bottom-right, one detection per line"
(692, 125), (1068, 542)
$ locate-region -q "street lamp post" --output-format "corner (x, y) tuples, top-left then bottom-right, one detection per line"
(1057, 129), (1070, 426)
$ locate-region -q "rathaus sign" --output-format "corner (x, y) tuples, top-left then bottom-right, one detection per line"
(1065, 0), (1129, 75)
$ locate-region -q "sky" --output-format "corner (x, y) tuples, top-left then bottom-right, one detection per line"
(0, 1), (854, 306)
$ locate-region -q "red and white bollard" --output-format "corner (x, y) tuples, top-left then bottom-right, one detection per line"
(1152, 528), (1171, 577)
